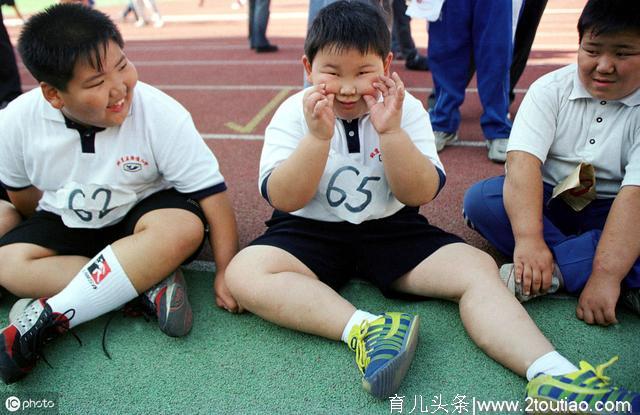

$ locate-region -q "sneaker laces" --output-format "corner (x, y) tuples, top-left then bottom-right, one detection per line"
(26, 308), (80, 368)
(101, 298), (153, 359)
(580, 356), (618, 386)
(353, 321), (372, 375)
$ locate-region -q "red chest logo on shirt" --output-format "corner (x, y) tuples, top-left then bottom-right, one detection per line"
(369, 147), (382, 161)
(116, 155), (149, 173)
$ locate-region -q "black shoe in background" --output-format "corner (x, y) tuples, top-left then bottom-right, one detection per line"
(405, 51), (429, 71)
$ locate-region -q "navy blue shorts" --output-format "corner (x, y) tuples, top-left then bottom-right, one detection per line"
(250, 207), (465, 297)
(0, 189), (207, 263)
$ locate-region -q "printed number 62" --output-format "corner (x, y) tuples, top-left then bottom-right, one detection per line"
(68, 188), (114, 222)
(326, 166), (380, 213)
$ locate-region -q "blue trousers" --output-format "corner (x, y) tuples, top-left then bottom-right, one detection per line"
(428, 0), (512, 140)
(249, 0), (271, 48)
(463, 176), (640, 293)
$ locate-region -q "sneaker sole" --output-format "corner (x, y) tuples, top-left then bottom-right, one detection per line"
(157, 270), (193, 337)
(362, 315), (420, 399)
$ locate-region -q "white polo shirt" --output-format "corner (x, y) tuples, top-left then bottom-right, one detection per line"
(0, 82), (226, 228)
(259, 89), (444, 223)
(507, 64), (640, 198)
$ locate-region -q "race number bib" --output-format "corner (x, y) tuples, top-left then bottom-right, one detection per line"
(55, 183), (138, 228)
(317, 152), (390, 224)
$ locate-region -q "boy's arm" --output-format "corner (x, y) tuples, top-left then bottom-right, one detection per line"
(364, 73), (440, 206)
(577, 185), (640, 326)
(504, 150), (555, 296)
(198, 191), (241, 312)
(266, 85), (334, 212)
(7, 187), (42, 218)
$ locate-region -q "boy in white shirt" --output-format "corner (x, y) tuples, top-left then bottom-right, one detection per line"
(224, 1), (640, 409)
(0, 4), (238, 383)
(463, 0), (640, 326)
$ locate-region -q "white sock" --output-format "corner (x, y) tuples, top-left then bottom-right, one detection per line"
(47, 245), (138, 328)
(340, 310), (380, 344)
(526, 351), (579, 381)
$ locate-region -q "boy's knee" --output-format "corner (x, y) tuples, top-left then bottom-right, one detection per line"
(225, 249), (256, 296)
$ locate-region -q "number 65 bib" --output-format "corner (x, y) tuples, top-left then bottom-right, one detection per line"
(317, 151), (395, 224)
(55, 183), (138, 228)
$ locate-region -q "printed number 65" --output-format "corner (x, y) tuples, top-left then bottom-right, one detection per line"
(326, 166), (381, 213)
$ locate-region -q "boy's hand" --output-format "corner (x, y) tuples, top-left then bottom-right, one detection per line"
(576, 275), (619, 326)
(363, 72), (404, 135)
(513, 237), (555, 296)
(214, 269), (243, 313)
(303, 84), (335, 141)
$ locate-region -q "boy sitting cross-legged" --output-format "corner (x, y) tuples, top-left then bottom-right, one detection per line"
(0, 4), (239, 384)
(225, 1), (640, 409)
(463, 0), (640, 326)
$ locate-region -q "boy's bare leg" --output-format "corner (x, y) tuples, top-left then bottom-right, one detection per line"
(391, 243), (555, 376)
(226, 245), (356, 340)
(109, 208), (203, 292)
(0, 200), (21, 237)
(0, 208), (204, 297)
(0, 244), (88, 297)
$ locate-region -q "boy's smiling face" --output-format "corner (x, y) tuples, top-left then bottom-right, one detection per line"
(578, 29), (640, 100)
(43, 39), (138, 128)
(303, 46), (392, 120)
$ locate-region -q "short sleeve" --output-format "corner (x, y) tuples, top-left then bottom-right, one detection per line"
(507, 79), (559, 163)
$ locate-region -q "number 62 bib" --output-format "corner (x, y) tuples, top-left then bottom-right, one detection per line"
(55, 183), (138, 228)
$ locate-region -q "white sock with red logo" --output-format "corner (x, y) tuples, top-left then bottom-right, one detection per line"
(47, 245), (138, 328)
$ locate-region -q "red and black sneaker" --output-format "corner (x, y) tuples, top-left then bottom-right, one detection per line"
(142, 269), (193, 337)
(0, 299), (71, 384)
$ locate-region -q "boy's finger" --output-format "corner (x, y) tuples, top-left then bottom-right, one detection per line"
(362, 94), (377, 109)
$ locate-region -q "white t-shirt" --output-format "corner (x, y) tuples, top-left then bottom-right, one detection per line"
(0, 82), (226, 228)
(259, 89), (444, 223)
(507, 64), (640, 198)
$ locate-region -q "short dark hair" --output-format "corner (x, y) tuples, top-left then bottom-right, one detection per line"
(577, 0), (640, 43)
(18, 3), (124, 91)
(304, 0), (390, 65)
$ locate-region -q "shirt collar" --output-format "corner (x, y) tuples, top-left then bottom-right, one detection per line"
(569, 64), (640, 106)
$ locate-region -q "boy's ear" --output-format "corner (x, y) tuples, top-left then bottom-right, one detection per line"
(383, 52), (393, 77)
(40, 82), (65, 109)
(302, 55), (313, 83)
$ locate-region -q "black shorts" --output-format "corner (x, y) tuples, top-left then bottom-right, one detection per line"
(0, 187), (9, 202)
(250, 207), (465, 297)
(0, 189), (208, 263)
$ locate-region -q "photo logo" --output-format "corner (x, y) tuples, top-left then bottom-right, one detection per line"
(87, 255), (111, 285)
(5, 396), (20, 412)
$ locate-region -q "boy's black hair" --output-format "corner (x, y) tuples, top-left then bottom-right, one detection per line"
(304, 0), (390, 65)
(577, 0), (640, 42)
(18, 3), (124, 91)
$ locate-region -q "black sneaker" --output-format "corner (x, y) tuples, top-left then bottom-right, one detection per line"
(255, 44), (278, 53)
(621, 288), (639, 315)
(405, 51), (429, 71)
(0, 299), (71, 384)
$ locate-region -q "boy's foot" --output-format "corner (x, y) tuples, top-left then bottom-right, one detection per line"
(526, 357), (640, 413)
(487, 138), (508, 163)
(434, 131), (458, 152)
(0, 299), (70, 384)
(404, 51), (429, 71)
(348, 312), (419, 399)
(142, 269), (192, 337)
(499, 263), (561, 302)
(620, 288), (639, 315)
